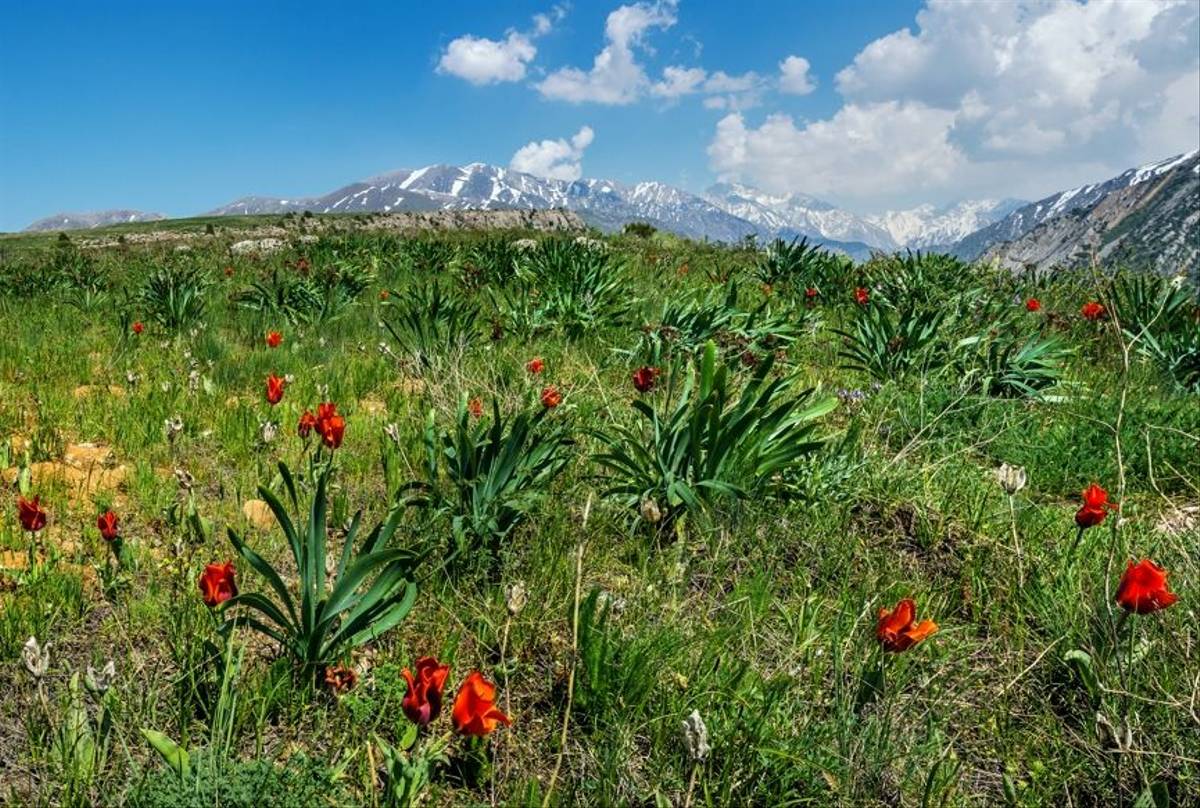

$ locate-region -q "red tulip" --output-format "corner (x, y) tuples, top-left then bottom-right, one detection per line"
(316, 402), (345, 449)
(296, 257), (311, 273)
(468, 397), (484, 418)
(854, 287), (870, 305)
(17, 495), (47, 533)
(451, 671), (511, 736)
(97, 510), (120, 541)
(805, 287), (819, 299)
(1074, 483), (1112, 529)
(402, 656), (451, 725)
(1081, 301), (1105, 321)
(298, 409), (317, 438)
(265, 374), (286, 405)
(379, 289), (390, 301)
(1025, 298), (1041, 312)
(198, 561), (237, 608)
(526, 357), (545, 375)
(266, 331), (283, 348)
(876, 598), (938, 653)
(632, 366), (660, 393)
(541, 385), (562, 409)
(132, 321), (144, 335)
(224, 266), (234, 278)
(324, 664), (358, 694)
(1115, 559), (1179, 614)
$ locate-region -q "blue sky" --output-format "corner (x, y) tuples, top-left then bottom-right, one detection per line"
(2, 0), (1197, 231)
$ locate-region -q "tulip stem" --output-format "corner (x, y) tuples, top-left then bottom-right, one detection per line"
(1006, 495), (1023, 588)
(543, 498), (590, 808)
(683, 762), (699, 808)
(1067, 525), (1085, 560)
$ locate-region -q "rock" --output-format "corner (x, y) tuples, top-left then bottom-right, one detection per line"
(241, 499), (277, 530)
(358, 397), (388, 417)
(72, 385), (125, 400)
(230, 238), (285, 256)
(63, 442), (116, 469)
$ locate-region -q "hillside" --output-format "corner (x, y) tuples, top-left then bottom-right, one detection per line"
(958, 151), (1199, 275)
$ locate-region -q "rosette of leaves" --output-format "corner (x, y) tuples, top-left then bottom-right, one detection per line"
(594, 340), (835, 526)
(223, 462), (419, 669)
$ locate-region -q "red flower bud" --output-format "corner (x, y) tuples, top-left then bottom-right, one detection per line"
(198, 562), (237, 608)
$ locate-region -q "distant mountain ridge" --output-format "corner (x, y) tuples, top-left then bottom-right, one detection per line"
(24, 210), (164, 232)
(956, 150), (1199, 274)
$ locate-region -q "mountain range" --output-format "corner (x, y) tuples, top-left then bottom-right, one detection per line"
(24, 210), (165, 231)
(20, 151), (1199, 275)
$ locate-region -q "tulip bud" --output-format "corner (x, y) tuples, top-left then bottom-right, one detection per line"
(995, 463), (1027, 495)
(85, 660), (116, 695)
(681, 709), (710, 762)
(383, 423), (402, 448)
(259, 420), (279, 445)
(506, 581), (527, 616)
(164, 416), (184, 444)
(22, 636), (50, 679)
(640, 498), (663, 524)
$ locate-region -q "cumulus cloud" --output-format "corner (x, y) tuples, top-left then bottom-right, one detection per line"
(438, 6), (566, 85)
(777, 56), (815, 95)
(652, 65), (707, 98)
(711, 0), (1200, 208)
(537, 1), (678, 104)
(708, 104), (965, 201)
(510, 126), (596, 181)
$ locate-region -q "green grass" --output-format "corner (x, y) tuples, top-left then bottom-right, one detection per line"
(0, 227), (1196, 806)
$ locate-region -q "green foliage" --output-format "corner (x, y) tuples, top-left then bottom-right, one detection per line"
(635, 283), (803, 364)
(835, 303), (947, 379)
(754, 236), (849, 292)
(139, 264), (211, 332)
(956, 328), (1069, 398)
(622, 221), (657, 238)
(594, 341), (835, 525)
(381, 281), (480, 369)
(233, 260), (373, 325)
(575, 588), (659, 722)
(125, 751), (349, 808)
(507, 238), (632, 338)
(866, 251), (981, 309)
(224, 462), (419, 668)
(404, 397), (574, 563)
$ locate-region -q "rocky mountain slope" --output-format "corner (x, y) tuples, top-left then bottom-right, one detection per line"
(24, 210), (165, 232)
(977, 151), (1199, 275)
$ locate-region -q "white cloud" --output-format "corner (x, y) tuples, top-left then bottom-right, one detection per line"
(537, 1), (678, 104)
(778, 55), (815, 95)
(652, 65), (707, 98)
(713, 0), (1200, 209)
(438, 7), (566, 86)
(510, 126), (596, 181)
(708, 104), (965, 204)
(438, 33), (537, 85)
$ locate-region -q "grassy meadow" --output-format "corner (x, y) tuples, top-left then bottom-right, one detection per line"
(0, 221), (1197, 806)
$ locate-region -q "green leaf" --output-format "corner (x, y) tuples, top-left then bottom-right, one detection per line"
(140, 728), (191, 779)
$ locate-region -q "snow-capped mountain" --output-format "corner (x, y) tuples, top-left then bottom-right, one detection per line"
(704, 183), (895, 248)
(208, 163), (873, 255)
(24, 210), (165, 232)
(866, 199), (1026, 250)
(953, 150), (1200, 261)
(976, 150), (1199, 275)
(703, 183), (1023, 251)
